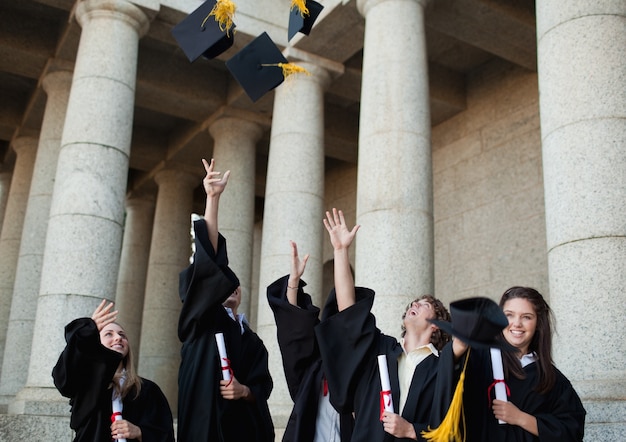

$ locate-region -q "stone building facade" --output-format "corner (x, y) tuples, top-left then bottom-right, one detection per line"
(0, 0), (624, 440)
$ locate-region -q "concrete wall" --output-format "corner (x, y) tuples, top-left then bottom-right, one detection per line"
(432, 60), (547, 306)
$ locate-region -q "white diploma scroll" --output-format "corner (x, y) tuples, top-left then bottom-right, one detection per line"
(490, 347), (507, 424)
(112, 396), (127, 442)
(215, 332), (231, 381)
(377, 354), (394, 414)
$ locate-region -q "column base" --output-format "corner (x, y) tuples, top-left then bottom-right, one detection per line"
(8, 386), (69, 416)
(0, 413), (72, 440)
(584, 399), (626, 442)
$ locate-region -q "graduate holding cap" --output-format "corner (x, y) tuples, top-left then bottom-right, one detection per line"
(177, 159), (274, 442)
(426, 287), (585, 442)
(315, 208), (452, 441)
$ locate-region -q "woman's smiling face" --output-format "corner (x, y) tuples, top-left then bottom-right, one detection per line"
(502, 297), (537, 355)
(99, 323), (129, 357)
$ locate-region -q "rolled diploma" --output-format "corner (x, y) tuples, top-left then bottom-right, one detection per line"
(377, 354), (394, 413)
(215, 332), (231, 381)
(490, 347), (507, 424)
(112, 399), (127, 442)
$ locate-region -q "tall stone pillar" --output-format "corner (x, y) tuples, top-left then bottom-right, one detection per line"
(209, 116), (262, 320)
(11, 0), (149, 415)
(115, 191), (156, 361)
(0, 137), (37, 378)
(536, 2), (626, 439)
(0, 170), (11, 230)
(138, 169), (198, 414)
(355, 0), (433, 338)
(0, 69), (72, 407)
(257, 62), (330, 429)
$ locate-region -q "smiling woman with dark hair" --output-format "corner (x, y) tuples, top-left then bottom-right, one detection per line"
(52, 300), (175, 442)
(432, 286), (586, 442)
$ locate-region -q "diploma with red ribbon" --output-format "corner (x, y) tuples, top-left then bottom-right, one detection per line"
(111, 396), (127, 442)
(489, 347), (509, 424)
(377, 354), (394, 420)
(215, 332), (233, 385)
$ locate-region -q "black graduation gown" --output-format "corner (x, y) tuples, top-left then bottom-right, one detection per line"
(315, 288), (440, 442)
(432, 344), (586, 441)
(267, 275), (354, 442)
(177, 219), (274, 442)
(52, 318), (175, 442)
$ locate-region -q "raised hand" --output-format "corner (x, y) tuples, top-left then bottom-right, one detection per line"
(290, 240), (309, 281)
(323, 208), (360, 251)
(91, 299), (118, 332)
(202, 158), (231, 198)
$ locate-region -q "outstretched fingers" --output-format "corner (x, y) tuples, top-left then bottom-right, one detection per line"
(91, 299), (118, 331)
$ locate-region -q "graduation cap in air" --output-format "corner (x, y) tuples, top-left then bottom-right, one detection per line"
(226, 32), (310, 102)
(171, 0), (237, 62)
(288, 0), (324, 41)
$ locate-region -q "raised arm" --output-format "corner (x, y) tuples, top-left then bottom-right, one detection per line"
(202, 158), (231, 252)
(286, 240), (309, 305)
(323, 208), (359, 311)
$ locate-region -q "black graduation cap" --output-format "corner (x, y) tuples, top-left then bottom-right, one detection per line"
(171, 0), (236, 62)
(225, 32), (289, 102)
(430, 297), (514, 350)
(288, 0), (324, 41)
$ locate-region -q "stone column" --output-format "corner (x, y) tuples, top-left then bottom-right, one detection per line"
(0, 137), (37, 378)
(536, 2), (626, 439)
(0, 69), (72, 407)
(138, 169), (198, 414)
(209, 116), (262, 319)
(257, 62), (330, 428)
(355, 0), (433, 338)
(11, 0), (149, 415)
(0, 170), (11, 229)
(115, 191), (156, 362)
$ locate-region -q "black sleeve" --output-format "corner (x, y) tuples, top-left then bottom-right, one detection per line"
(130, 379), (176, 442)
(178, 219), (239, 342)
(267, 275), (321, 401)
(315, 287), (377, 412)
(51, 317), (121, 429)
(535, 370), (586, 442)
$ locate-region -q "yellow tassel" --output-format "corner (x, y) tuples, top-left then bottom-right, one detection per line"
(290, 0), (309, 17)
(278, 62), (311, 78)
(201, 0), (237, 36)
(421, 348), (471, 442)
(260, 63), (311, 78)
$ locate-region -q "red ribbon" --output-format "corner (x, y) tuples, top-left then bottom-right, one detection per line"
(322, 377), (328, 397)
(221, 357), (234, 387)
(487, 378), (510, 407)
(110, 411), (122, 423)
(379, 390), (392, 421)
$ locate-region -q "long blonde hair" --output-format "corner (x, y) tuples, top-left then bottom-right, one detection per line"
(111, 323), (142, 400)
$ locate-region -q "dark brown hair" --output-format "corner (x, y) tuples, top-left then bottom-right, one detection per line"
(499, 287), (556, 394)
(401, 295), (451, 351)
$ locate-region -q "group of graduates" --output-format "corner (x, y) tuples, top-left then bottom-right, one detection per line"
(52, 159), (586, 442)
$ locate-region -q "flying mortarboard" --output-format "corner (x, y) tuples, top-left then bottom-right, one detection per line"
(288, 0), (324, 41)
(226, 32), (310, 102)
(171, 0), (237, 62)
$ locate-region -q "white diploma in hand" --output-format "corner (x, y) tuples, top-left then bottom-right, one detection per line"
(215, 332), (231, 381)
(377, 354), (394, 416)
(112, 397), (127, 442)
(490, 347), (507, 424)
